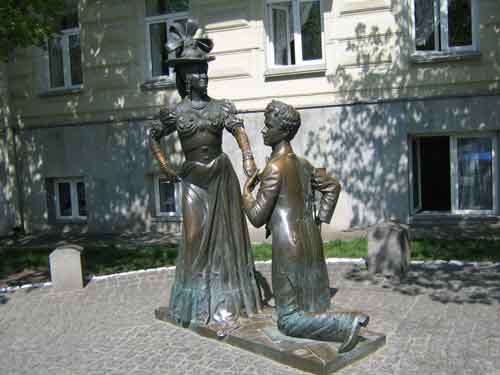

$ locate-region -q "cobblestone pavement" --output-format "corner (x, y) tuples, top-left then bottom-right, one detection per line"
(1, 262), (499, 375)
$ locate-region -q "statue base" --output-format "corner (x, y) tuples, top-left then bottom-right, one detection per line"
(155, 306), (385, 374)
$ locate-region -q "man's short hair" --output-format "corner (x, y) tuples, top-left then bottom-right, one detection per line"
(265, 100), (301, 141)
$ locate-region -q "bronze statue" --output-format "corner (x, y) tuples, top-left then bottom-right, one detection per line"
(243, 100), (368, 352)
(149, 20), (261, 328)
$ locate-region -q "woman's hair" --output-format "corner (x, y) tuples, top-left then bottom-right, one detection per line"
(175, 62), (208, 98)
(266, 100), (301, 141)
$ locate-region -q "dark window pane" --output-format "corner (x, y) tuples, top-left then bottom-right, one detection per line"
(414, 0), (438, 51)
(146, 0), (189, 16)
(457, 138), (493, 210)
(420, 136), (452, 211)
(69, 34), (83, 85)
(300, 1), (322, 61)
(58, 182), (72, 217)
(271, 3), (293, 65)
(49, 37), (65, 88)
(77, 182), (87, 217)
(448, 0), (472, 47)
(159, 179), (176, 213)
(150, 23), (169, 77)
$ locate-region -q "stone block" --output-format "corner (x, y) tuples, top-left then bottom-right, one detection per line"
(49, 245), (84, 290)
(366, 221), (410, 278)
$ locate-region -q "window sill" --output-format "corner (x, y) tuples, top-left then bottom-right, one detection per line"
(410, 51), (481, 64)
(410, 212), (499, 221)
(39, 86), (84, 98)
(264, 64), (326, 79)
(152, 216), (182, 223)
(141, 78), (176, 91)
(54, 219), (88, 224)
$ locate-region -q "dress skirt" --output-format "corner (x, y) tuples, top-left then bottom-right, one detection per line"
(169, 153), (261, 325)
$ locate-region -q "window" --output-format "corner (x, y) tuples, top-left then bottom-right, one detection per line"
(145, 0), (189, 80)
(412, 0), (479, 53)
(266, 0), (324, 67)
(154, 176), (182, 217)
(410, 134), (497, 215)
(48, 0), (82, 89)
(54, 178), (87, 220)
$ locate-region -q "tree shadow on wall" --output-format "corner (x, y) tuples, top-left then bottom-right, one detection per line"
(9, 1), (190, 239)
(303, 0), (500, 228)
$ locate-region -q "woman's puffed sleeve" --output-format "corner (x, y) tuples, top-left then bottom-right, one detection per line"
(221, 99), (244, 134)
(151, 107), (177, 140)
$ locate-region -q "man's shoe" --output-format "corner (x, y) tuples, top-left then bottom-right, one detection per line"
(338, 313), (369, 353)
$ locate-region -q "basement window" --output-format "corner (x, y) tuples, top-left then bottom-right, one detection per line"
(410, 134), (497, 215)
(154, 175), (182, 217)
(54, 178), (87, 220)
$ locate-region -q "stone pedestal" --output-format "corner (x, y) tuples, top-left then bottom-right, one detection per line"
(49, 245), (84, 290)
(156, 306), (385, 374)
(367, 221), (410, 278)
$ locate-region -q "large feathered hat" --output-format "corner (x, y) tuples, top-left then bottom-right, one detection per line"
(165, 20), (214, 66)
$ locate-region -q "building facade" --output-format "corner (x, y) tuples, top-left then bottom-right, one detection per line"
(1, 0), (499, 240)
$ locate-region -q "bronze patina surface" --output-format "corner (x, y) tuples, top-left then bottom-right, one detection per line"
(155, 306), (386, 375)
(148, 20), (261, 328)
(242, 101), (371, 352)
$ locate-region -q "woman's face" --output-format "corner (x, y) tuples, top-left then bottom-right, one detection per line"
(188, 72), (208, 94)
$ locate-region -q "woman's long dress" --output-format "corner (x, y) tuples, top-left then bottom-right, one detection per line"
(157, 98), (261, 325)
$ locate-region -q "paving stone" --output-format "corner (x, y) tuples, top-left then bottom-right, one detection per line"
(1, 262), (499, 374)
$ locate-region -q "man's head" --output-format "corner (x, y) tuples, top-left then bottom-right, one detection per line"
(262, 100), (301, 146)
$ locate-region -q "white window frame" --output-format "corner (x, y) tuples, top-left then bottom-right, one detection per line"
(48, 27), (82, 90)
(154, 175), (182, 217)
(145, 9), (189, 80)
(409, 137), (423, 215)
(410, 133), (498, 216)
(54, 178), (87, 220)
(450, 133), (497, 215)
(266, 0), (325, 68)
(411, 0), (480, 55)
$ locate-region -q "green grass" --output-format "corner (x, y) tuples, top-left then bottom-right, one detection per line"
(0, 248), (51, 278)
(0, 245), (178, 282)
(1, 238), (500, 286)
(83, 245), (178, 275)
(324, 239), (368, 258)
(252, 243), (273, 261)
(410, 239), (500, 262)
(255, 238), (500, 262)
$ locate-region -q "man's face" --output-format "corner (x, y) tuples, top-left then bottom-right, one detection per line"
(262, 109), (288, 146)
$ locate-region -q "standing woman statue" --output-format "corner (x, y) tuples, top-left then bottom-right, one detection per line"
(149, 20), (261, 327)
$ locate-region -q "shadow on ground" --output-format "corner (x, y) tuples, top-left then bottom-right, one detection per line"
(344, 262), (500, 305)
(0, 232), (181, 250)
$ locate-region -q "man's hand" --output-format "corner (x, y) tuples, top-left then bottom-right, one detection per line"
(161, 171), (179, 183)
(159, 162), (179, 183)
(315, 217), (322, 232)
(243, 158), (257, 177)
(243, 170), (260, 195)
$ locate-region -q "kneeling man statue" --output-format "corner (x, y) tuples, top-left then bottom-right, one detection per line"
(243, 100), (368, 353)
